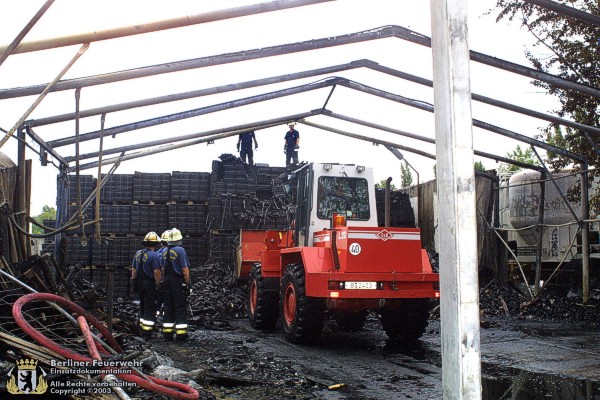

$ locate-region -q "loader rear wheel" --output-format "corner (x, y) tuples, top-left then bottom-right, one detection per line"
(281, 263), (325, 343)
(335, 310), (368, 332)
(380, 299), (432, 342)
(248, 264), (278, 331)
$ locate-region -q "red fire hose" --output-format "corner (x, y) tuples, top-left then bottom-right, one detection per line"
(13, 293), (199, 400)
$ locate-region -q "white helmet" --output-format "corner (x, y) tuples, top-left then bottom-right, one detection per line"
(168, 228), (183, 245)
(142, 231), (160, 246)
(160, 230), (171, 244)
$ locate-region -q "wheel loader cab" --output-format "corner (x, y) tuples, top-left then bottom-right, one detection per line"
(294, 163), (378, 246)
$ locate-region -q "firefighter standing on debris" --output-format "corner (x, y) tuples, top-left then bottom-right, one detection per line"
(131, 231), (162, 336)
(284, 122), (300, 166)
(161, 228), (191, 341)
(237, 130), (258, 165)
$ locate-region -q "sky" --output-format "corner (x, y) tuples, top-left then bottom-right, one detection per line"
(0, 0), (561, 215)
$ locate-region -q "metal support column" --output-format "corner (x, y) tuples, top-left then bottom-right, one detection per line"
(17, 128), (28, 261)
(430, 0), (482, 398)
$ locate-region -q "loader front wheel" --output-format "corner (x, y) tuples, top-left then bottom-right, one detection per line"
(248, 264), (278, 331)
(281, 263), (324, 343)
(380, 299), (432, 342)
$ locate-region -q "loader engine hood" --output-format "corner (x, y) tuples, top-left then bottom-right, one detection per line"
(313, 226), (427, 273)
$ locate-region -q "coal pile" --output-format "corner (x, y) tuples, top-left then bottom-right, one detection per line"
(480, 282), (600, 328)
(188, 262), (247, 330)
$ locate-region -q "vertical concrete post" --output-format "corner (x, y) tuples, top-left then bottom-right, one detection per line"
(581, 164), (590, 302)
(430, 1), (482, 399)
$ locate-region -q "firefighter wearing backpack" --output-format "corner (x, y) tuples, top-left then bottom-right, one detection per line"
(161, 228), (191, 341)
(131, 231), (162, 336)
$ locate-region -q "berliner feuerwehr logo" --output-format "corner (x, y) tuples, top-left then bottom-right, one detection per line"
(6, 358), (48, 395)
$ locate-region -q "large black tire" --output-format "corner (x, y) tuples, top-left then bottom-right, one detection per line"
(248, 264), (278, 331)
(380, 299), (432, 341)
(280, 263), (325, 344)
(335, 310), (368, 332)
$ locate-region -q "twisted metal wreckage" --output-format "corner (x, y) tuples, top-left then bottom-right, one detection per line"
(0, 0), (599, 399)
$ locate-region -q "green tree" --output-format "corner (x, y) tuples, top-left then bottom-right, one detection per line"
(498, 145), (541, 174)
(375, 179), (397, 190)
(400, 162), (413, 188)
(474, 161), (486, 172)
(32, 205), (56, 235)
(494, 0), (600, 210)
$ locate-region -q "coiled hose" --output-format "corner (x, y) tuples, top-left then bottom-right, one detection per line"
(13, 293), (199, 400)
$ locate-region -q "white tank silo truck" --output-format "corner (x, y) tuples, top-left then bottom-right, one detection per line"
(499, 169), (599, 292)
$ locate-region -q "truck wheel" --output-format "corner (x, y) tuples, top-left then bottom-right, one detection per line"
(335, 310), (367, 332)
(380, 299), (431, 341)
(248, 264), (278, 331)
(281, 263), (325, 343)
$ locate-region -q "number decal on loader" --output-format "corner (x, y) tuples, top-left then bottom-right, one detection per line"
(349, 243), (361, 255)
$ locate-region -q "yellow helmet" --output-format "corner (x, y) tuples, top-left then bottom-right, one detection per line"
(160, 230), (171, 242)
(168, 228), (183, 245)
(142, 231), (160, 246)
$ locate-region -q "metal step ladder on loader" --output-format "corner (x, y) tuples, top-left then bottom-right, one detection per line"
(236, 163), (439, 344)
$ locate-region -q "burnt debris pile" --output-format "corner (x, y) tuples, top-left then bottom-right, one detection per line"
(188, 262), (247, 330)
(480, 282), (600, 328)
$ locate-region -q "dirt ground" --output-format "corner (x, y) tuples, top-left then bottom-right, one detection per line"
(118, 283), (600, 400)
(113, 263), (600, 400)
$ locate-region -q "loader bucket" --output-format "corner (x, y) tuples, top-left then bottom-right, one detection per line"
(236, 230), (269, 280)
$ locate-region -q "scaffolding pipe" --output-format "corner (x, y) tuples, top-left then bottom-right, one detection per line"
(74, 88), (86, 246)
(4, 25), (599, 101)
(66, 111), (320, 163)
(0, 43), (89, 149)
(0, 0), (55, 67)
(29, 61), (365, 127)
(49, 77), (345, 147)
(23, 58), (600, 139)
(300, 119), (436, 160)
(94, 114), (106, 241)
(522, 0), (600, 26)
(327, 111), (546, 171)
(24, 126), (67, 166)
(0, 0), (333, 55)
(368, 61), (600, 137)
(17, 128), (27, 261)
(68, 121), (285, 172)
(339, 80), (585, 162)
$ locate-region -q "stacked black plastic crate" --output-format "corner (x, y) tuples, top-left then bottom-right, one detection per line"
(130, 204), (168, 234)
(66, 174), (96, 204)
(61, 160), (292, 271)
(100, 173), (134, 203)
(133, 172), (171, 202)
(99, 205), (131, 234)
(171, 171), (210, 202)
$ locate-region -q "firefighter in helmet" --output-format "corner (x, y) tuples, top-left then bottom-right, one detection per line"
(131, 231), (162, 336)
(160, 228), (191, 341)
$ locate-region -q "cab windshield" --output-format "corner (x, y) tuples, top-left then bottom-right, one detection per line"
(316, 176), (370, 220)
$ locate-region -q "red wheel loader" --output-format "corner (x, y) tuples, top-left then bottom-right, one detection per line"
(235, 163), (439, 343)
